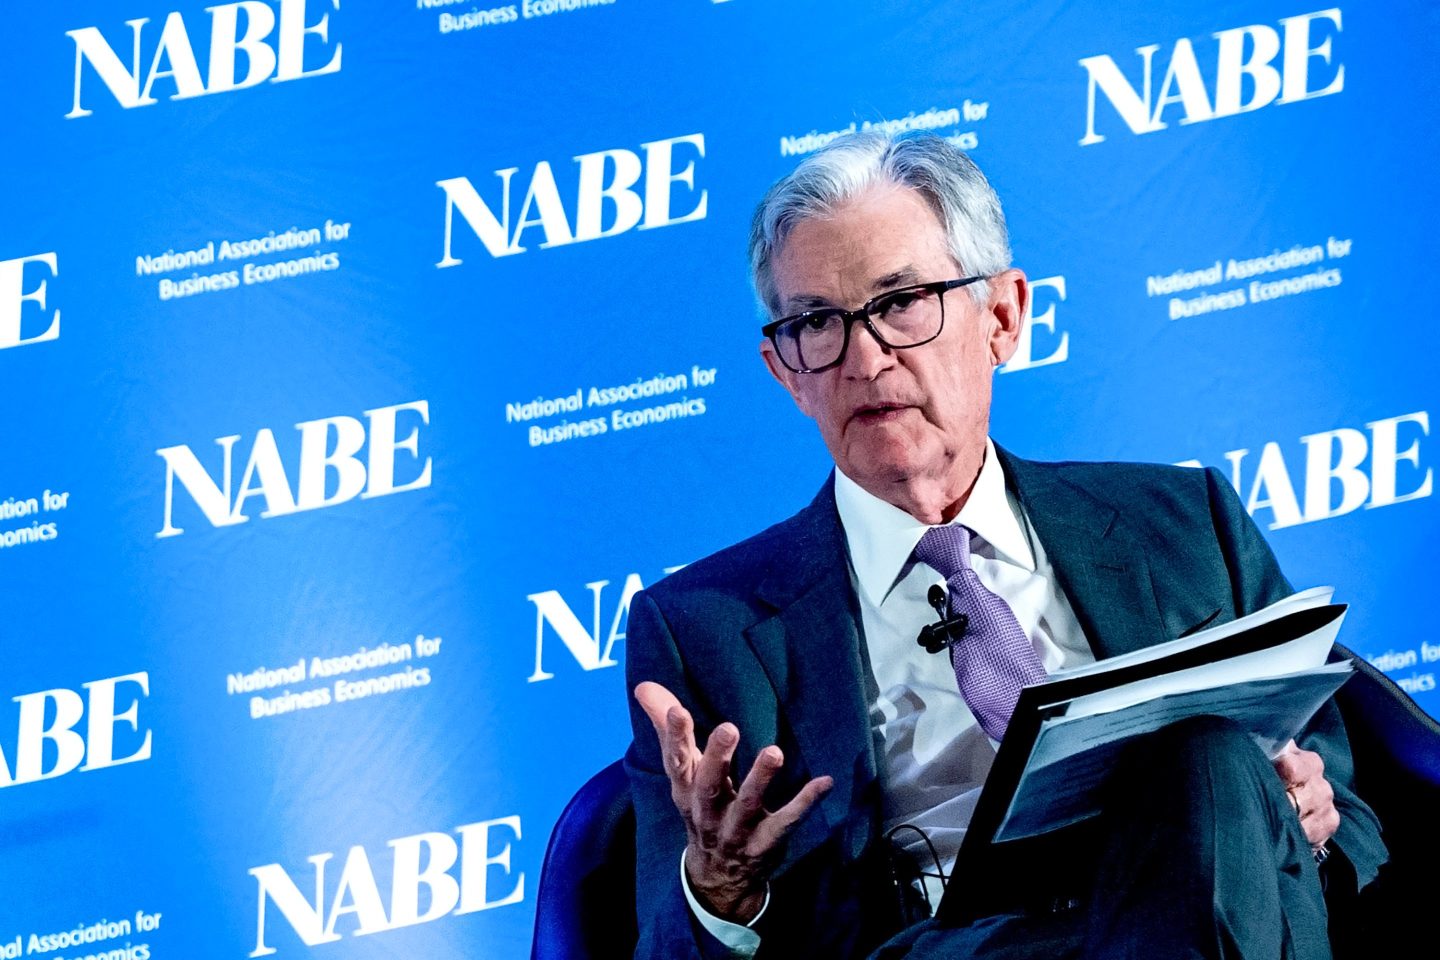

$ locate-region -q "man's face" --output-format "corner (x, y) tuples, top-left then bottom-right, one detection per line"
(761, 184), (1027, 504)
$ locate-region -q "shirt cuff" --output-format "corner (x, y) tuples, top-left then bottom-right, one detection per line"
(679, 848), (769, 957)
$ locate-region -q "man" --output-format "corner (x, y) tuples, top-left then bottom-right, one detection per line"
(623, 131), (1385, 959)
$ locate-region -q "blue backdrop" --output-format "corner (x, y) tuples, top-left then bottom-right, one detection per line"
(2, 2), (1436, 957)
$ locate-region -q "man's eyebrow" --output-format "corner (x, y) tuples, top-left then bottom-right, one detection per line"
(783, 294), (837, 313)
(780, 266), (925, 313)
(871, 267), (922, 292)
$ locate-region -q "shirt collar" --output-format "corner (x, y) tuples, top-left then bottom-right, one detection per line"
(834, 439), (1036, 607)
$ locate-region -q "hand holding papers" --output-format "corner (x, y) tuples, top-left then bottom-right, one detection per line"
(972, 588), (1352, 845)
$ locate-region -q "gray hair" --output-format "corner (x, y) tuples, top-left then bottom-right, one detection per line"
(748, 131), (1012, 317)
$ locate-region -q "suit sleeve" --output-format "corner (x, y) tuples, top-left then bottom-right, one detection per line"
(1204, 467), (1388, 891)
(623, 589), (746, 960)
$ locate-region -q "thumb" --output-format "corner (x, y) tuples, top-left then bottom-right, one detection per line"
(634, 681), (682, 735)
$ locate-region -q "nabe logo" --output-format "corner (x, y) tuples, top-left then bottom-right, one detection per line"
(1079, 8), (1344, 145)
(1, 672), (152, 788)
(249, 818), (523, 956)
(66, 0), (342, 119)
(156, 401), (432, 538)
(436, 134), (708, 267)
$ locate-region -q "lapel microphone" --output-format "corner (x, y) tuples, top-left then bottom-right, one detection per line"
(916, 584), (969, 654)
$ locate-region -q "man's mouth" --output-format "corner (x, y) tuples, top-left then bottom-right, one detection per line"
(850, 403), (913, 423)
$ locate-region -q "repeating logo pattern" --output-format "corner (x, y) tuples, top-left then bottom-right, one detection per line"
(2, 3), (1434, 956)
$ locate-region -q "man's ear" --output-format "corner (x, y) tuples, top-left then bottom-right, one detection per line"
(985, 268), (1029, 367)
(760, 339), (813, 418)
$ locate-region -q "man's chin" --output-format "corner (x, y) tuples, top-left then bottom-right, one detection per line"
(836, 440), (935, 488)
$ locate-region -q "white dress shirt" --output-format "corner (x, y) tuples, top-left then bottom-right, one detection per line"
(686, 441), (1095, 953)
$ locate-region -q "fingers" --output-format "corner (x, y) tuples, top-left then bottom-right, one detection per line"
(752, 774), (833, 849)
(634, 681), (682, 737)
(1295, 776), (1339, 846)
(694, 723), (741, 816)
(1289, 784), (1339, 843)
(1272, 744), (1323, 788)
(664, 705), (700, 785)
(1272, 746), (1340, 847)
(635, 682), (702, 788)
(632, 682), (833, 872)
(729, 746), (785, 831)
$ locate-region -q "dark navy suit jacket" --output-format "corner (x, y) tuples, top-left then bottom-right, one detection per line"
(623, 450), (1386, 959)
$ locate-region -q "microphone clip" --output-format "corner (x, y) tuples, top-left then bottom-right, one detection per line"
(917, 584), (968, 654)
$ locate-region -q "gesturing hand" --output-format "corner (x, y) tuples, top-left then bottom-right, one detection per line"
(1272, 739), (1340, 850)
(634, 681), (833, 923)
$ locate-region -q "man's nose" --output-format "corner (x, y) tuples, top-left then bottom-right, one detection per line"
(842, 320), (895, 379)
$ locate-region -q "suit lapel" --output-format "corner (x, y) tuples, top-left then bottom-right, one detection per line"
(744, 481), (879, 864)
(997, 448), (1168, 659)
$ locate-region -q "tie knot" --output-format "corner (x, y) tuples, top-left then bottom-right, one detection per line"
(913, 524), (974, 581)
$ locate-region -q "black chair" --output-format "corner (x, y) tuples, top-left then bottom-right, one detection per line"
(530, 650), (1440, 960)
(530, 759), (636, 960)
(1326, 644), (1440, 954)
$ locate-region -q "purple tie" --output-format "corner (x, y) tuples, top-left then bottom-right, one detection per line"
(912, 524), (1047, 740)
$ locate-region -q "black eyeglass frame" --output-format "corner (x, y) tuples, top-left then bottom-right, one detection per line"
(761, 276), (988, 374)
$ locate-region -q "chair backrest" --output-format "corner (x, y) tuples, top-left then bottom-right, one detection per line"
(1335, 644), (1440, 782)
(1328, 644), (1440, 954)
(529, 759), (636, 960)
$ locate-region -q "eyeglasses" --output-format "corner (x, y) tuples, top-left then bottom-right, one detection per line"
(761, 277), (986, 374)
